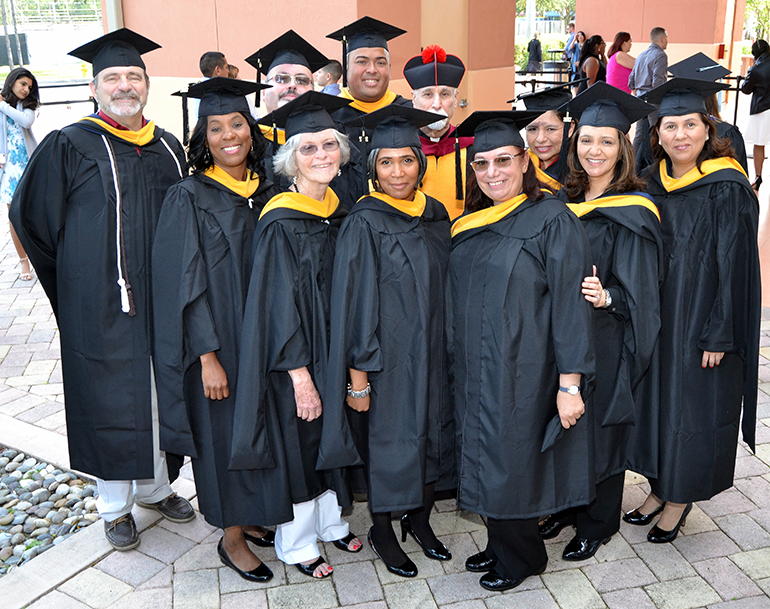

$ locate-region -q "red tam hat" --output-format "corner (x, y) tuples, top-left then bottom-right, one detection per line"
(403, 45), (465, 89)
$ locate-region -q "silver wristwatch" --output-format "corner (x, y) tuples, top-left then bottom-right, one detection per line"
(347, 383), (371, 399)
(559, 385), (580, 395)
(602, 289), (612, 308)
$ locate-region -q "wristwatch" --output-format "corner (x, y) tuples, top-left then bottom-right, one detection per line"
(602, 289), (612, 308)
(347, 382), (371, 399)
(559, 385), (580, 395)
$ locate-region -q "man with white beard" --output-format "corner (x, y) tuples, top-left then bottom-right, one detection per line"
(404, 45), (472, 219)
(10, 29), (193, 551)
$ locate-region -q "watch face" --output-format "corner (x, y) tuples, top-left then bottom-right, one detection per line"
(568, 385), (579, 395)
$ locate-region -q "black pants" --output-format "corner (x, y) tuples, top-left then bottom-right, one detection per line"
(553, 472), (626, 540)
(486, 516), (548, 580)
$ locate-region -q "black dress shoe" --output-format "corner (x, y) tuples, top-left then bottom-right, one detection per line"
(538, 514), (572, 539)
(295, 555), (332, 578)
(217, 539), (273, 582)
(622, 503), (664, 526)
(465, 551), (497, 572)
(479, 564), (546, 591)
(243, 529), (275, 547)
(400, 514), (451, 561)
(562, 535), (611, 561)
(368, 527), (417, 578)
(647, 503), (692, 544)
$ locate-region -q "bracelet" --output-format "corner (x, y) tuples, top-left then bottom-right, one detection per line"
(347, 382), (371, 399)
(602, 289), (612, 308)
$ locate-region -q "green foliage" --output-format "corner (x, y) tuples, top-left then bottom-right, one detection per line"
(516, 0), (576, 25)
(515, 34), (570, 71)
(746, 0), (770, 40)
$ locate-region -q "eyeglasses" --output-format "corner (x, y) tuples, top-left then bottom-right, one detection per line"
(267, 74), (312, 87)
(298, 140), (340, 156)
(470, 153), (524, 172)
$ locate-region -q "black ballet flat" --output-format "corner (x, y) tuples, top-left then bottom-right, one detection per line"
(400, 514), (451, 561)
(538, 514), (572, 539)
(647, 503), (693, 544)
(243, 529), (275, 547)
(295, 555), (332, 578)
(465, 551), (497, 573)
(217, 539), (273, 582)
(332, 532), (363, 553)
(368, 527), (417, 578)
(562, 535), (611, 561)
(622, 503), (665, 526)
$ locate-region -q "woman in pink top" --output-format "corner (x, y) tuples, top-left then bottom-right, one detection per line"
(606, 32), (635, 94)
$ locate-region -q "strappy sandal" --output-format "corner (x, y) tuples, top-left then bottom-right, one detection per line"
(19, 257), (32, 281)
(332, 532), (362, 553)
(295, 555), (332, 578)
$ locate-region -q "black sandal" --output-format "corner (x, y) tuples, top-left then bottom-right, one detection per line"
(295, 555), (332, 578)
(753, 176), (763, 191)
(332, 532), (363, 553)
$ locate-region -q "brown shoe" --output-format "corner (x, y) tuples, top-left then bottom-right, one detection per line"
(136, 492), (195, 523)
(104, 513), (139, 551)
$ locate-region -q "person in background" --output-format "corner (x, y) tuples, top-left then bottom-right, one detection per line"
(629, 27), (669, 156)
(568, 31), (587, 91)
(404, 44), (471, 219)
(527, 32), (543, 74)
(189, 51), (230, 119)
(563, 22), (576, 77)
(228, 64), (240, 79)
(577, 35), (607, 93)
(314, 60), (343, 96)
(606, 32), (635, 94)
(741, 39), (770, 191)
(0, 67), (39, 281)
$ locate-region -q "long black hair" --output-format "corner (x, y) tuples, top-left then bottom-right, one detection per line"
(578, 35), (603, 68)
(465, 146), (544, 213)
(187, 111), (268, 178)
(1, 68), (39, 111)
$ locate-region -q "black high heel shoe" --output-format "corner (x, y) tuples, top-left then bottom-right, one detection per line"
(217, 539), (273, 582)
(622, 503), (665, 526)
(647, 503), (692, 543)
(243, 529), (275, 547)
(368, 527), (417, 578)
(400, 514), (451, 561)
(753, 176), (763, 192)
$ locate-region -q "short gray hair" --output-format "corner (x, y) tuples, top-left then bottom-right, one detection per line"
(272, 129), (351, 179)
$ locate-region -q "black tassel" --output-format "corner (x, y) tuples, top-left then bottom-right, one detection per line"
(125, 281), (137, 317)
(454, 135), (463, 201)
(342, 36), (348, 87)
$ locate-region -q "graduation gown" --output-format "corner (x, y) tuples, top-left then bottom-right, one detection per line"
(152, 171), (289, 528)
(448, 194), (596, 520)
(9, 116), (185, 481)
(645, 158), (761, 503)
(230, 190), (351, 508)
(561, 192), (663, 481)
(317, 192), (454, 512)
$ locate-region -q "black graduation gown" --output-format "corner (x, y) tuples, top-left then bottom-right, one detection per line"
(9, 119), (185, 480)
(645, 160), (761, 503)
(229, 193), (351, 509)
(317, 194), (454, 512)
(152, 174), (290, 529)
(559, 192), (664, 481)
(448, 195), (596, 520)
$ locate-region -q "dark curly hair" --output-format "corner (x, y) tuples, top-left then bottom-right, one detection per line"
(1, 68), (40, 111)
(563, 125), (646, 199)
(651, 113), (735, 173)
(465, 146), (544, 213)
(187, 111), (268, 178)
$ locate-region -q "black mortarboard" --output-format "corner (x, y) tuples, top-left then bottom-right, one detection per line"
(514, 81), (575, 112)
(245, 30), (329, 80)
(345, 104), (444, 150)
(257, 90), (351, 141)
(403, 45), (465, 89)
(644, 77), (728, 117)
(68, 28), (160, 76)
(186, 77), (270, 118)
(327, 16), (406, 86)
(559, 81), (653, 134)
(667, 52), (731, 81)
(456, 111), (540, 152)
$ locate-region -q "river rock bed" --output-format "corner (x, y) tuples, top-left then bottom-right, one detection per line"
(0, 446), (99, 576)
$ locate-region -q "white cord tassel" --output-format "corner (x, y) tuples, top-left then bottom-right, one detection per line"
(117, 277), (130, 313)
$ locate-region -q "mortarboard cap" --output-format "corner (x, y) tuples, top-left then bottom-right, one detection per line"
(186, 77), (270, 119)
(69, 28), (160, 77)
(345, 104), (445, 150)
(257, 90), (351, 141)
(403, 45), (465, 89)
(327, 16), (406, 87)
(558, 81), (653, 134)
(245, 30), (329, 80)
(514, 81), (575, 113)
(456, 111), (540, 153)
(644, 77), (728, 117)
(667, 52), (731, 81)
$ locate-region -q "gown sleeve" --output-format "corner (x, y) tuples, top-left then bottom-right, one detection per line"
(229, 219), (310, 470)
(152, 183), (220, 458)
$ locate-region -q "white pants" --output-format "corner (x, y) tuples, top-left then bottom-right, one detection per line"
(275, 489), (349, 564)
(95, 362), (173, 522)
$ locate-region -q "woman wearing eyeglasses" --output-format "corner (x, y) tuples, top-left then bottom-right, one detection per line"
(230, 92), (363, 580)
(448, 111), (595, 592)
(319, 105), (454, 578)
